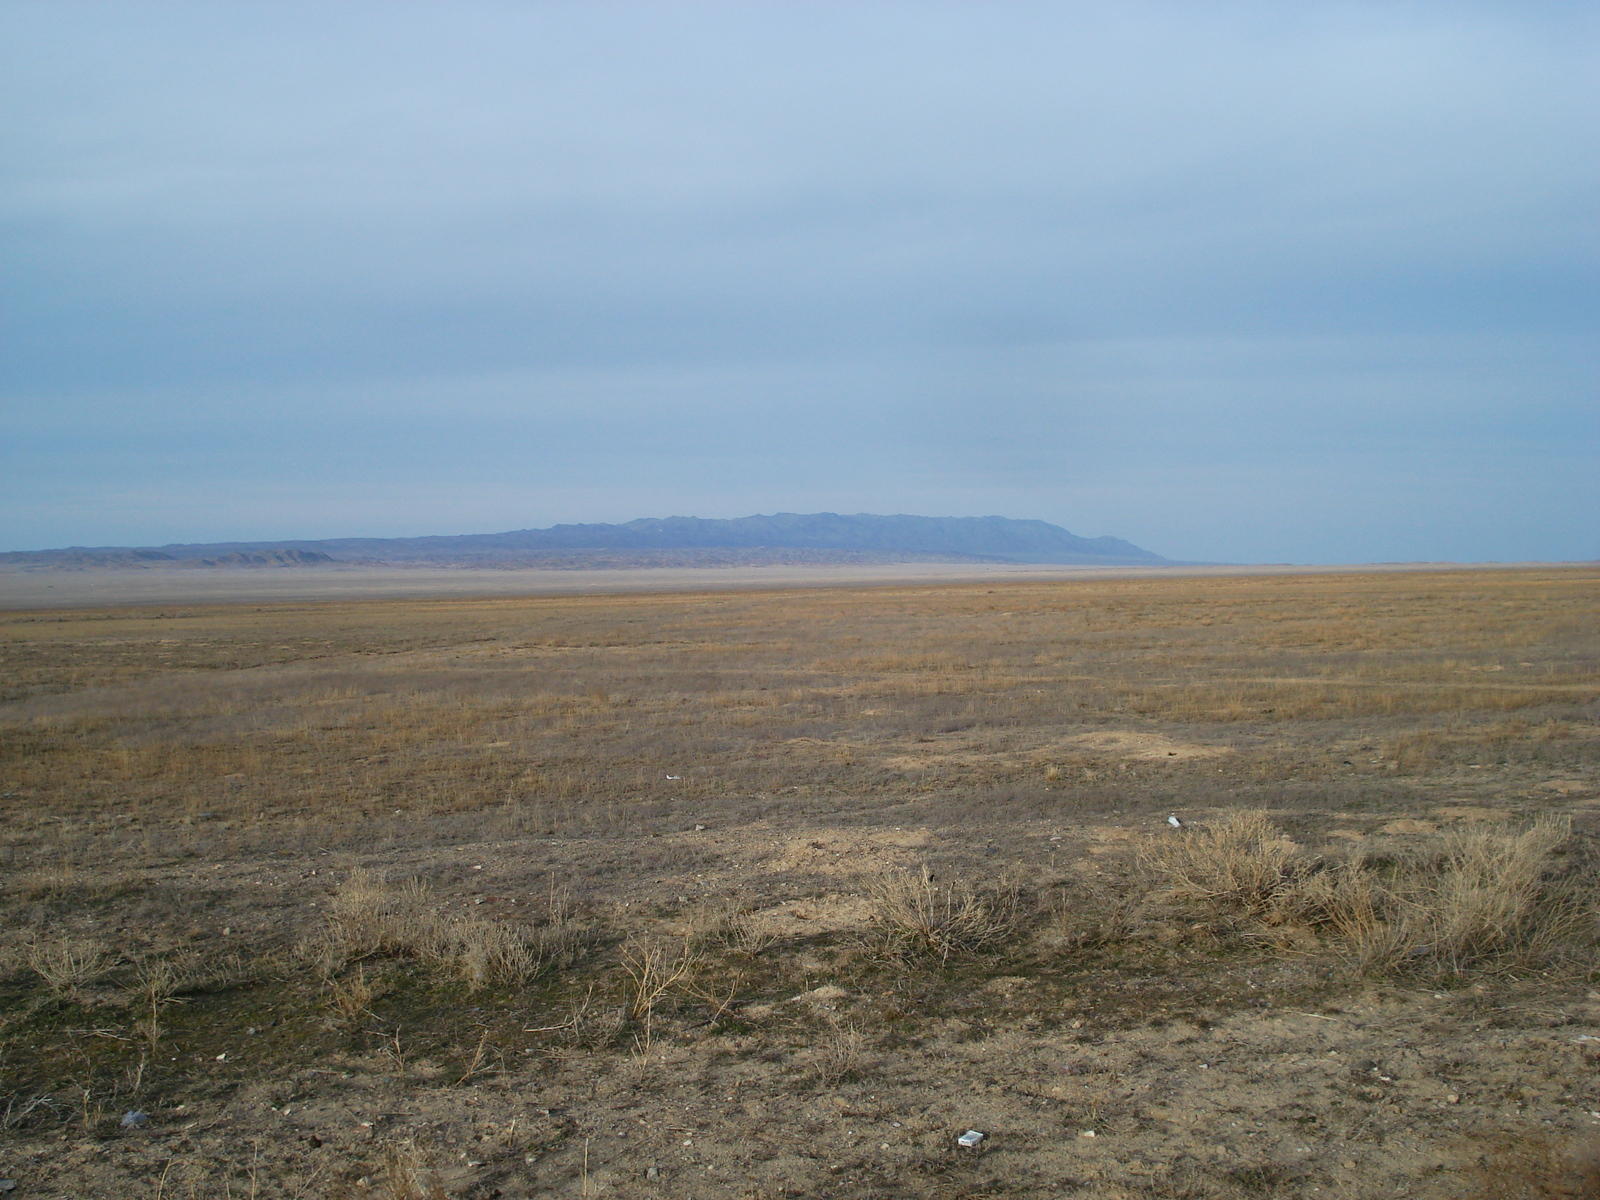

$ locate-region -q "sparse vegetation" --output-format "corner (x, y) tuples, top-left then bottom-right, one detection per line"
(300, 868), (582, 989)
(870, 864), (1026, 961)
(26, 936), (112, 1001)
(321, 964), (380, 1027)
(341, 1142), (449, 1200)
(0, 567), (1596, 1197)
(620, 935), (702, 1049)
(1146, 810), (1596, 979)
(1142, 808), (1298, 912)
(686, 898), (777, 957)
(809, 1016), (869, 1086)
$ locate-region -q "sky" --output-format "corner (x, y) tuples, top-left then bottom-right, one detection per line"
(2, 1), (1595, 564)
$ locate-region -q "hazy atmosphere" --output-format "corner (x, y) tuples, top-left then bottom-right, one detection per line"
(3, 1), (1595, 564)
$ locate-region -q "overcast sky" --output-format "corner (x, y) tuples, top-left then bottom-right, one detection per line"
(2, 1), (1595, 563)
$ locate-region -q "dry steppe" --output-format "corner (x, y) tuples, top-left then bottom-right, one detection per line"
(1, 567), (1598, 1199)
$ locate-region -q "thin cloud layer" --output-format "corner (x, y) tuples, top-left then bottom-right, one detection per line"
(2, 1), (1595, 562)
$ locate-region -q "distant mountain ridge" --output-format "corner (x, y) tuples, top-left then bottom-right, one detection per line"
(1, 514), (1170, 569)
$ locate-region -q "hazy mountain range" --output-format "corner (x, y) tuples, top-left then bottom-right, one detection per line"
(1, 514), (1171, 570)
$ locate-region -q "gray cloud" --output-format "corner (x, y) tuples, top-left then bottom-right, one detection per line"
(2, 1), (1595, 561)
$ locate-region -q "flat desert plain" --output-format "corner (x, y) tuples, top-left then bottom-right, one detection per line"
(1, 567), (1598, 1199)
(0, 560), (1547, 612)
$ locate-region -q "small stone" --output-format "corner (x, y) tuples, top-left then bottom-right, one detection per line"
(1341, 1160), (1357, 1170)
(1447, 1094), (1459, 1104)
(121, 1110), (149, 1129)
(646, 1166), (660, 1179)
(0, 1181), (16, 1192)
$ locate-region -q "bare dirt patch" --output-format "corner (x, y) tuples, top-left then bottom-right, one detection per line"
(1061, 730), (1235, 761)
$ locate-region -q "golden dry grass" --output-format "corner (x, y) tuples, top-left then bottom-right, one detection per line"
(1141, 809), (1299, 912)
(869, 864), (1026, 961)
(1, 568), (1594, 865)
(1146, 809), (1595, 978)
(299, 868), (581, 990)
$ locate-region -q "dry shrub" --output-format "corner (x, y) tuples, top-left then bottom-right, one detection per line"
(1417, 818), (1579, 971)
(1046, 878), (1143, 950)
(1270, 861), (1398, 968)
(809, 1018), (868, 1087)
(1281, 818), (1589, 976)
(558, 984), (627, 1050)
(323, 965), (380, 1026)
(27, 936), (112, 1000)
(1387, 728), (1447, 774)
(421, 916), (545, 988)
(448, 919), (537, 988)
(302, 870), (581, 989)
(1141, 810), (1299, 912)
(870, 865), (1025, 961)
(1152, 812), (1595, 977)
(321, 868), (435, 964)
(686, 899), (776, 956)
(130, 952), (188, 1041)
(621, 936), (702, 1038)
(331, 1142), (448, 1200)
(127, 947), (252, 1041)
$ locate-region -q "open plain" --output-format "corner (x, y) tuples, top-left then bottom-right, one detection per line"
(1, 566), (1598, 1198)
